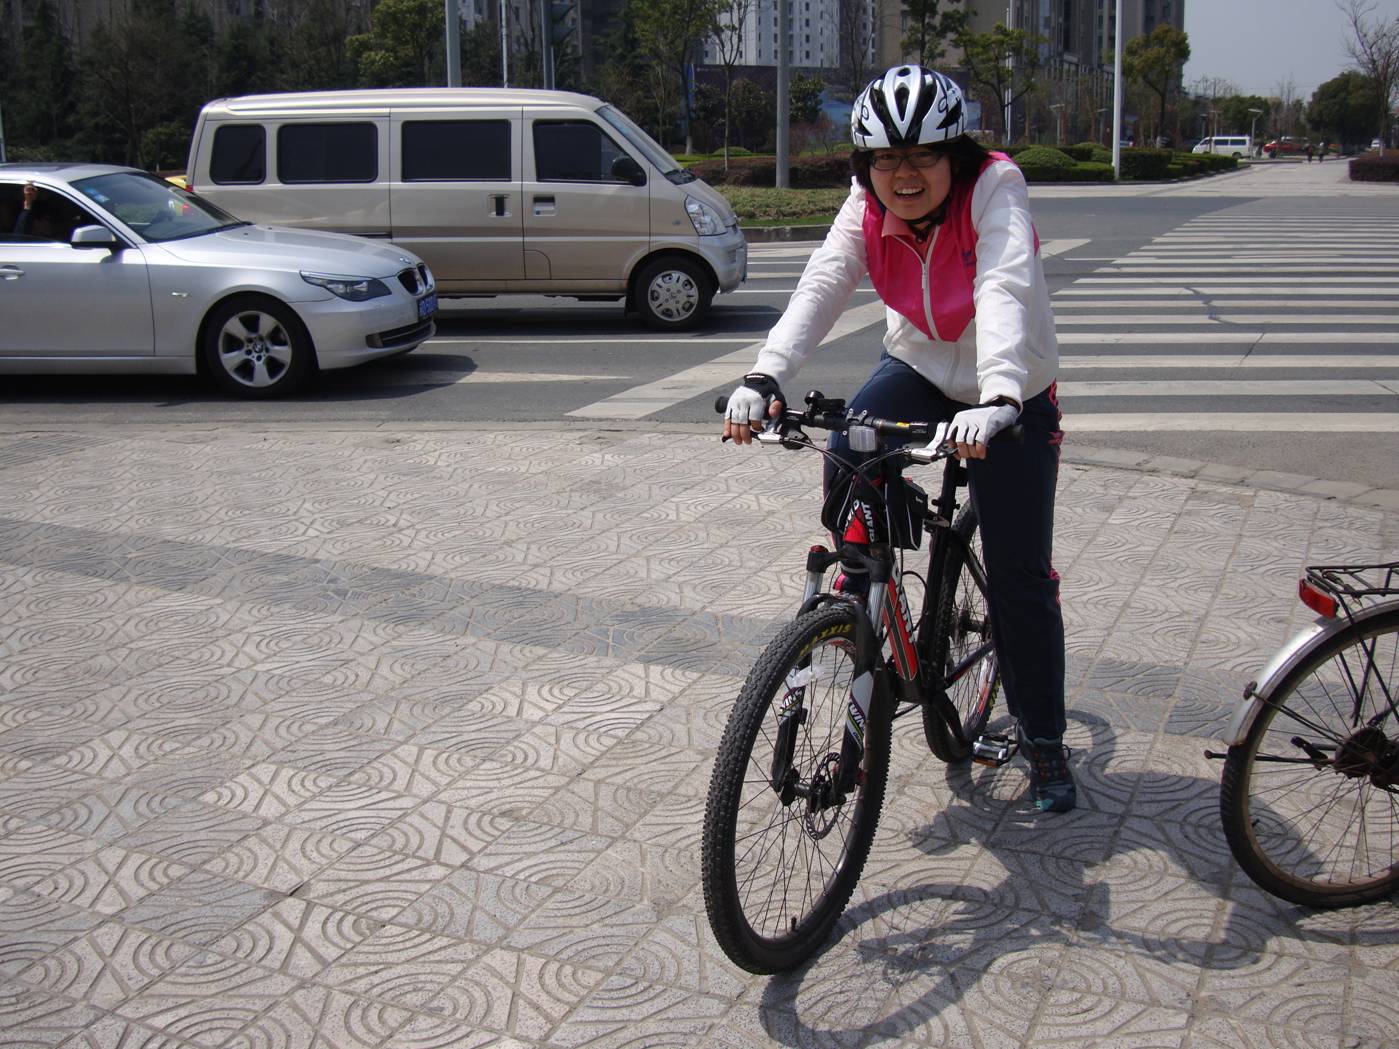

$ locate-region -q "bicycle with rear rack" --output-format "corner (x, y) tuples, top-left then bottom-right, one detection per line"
(1209, 561), (1399, 907)
(700, 390), (1020, 974)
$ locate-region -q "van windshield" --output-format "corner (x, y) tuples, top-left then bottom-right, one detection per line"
(596, 105), (696, 184)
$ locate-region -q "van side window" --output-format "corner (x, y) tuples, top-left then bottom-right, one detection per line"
(533, 121), (629, 183)
(403, 120), (510, 181)
(211, 125), (266, 184)
(278, 123), (378, 184)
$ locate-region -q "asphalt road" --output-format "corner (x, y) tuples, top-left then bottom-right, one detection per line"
(2, 173), (1397, 492)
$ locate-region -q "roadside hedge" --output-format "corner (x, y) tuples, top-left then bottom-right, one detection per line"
(1118, 148), (1173, 180)
(687, 152), (853, 187)
(1348, 152), (1399, 181)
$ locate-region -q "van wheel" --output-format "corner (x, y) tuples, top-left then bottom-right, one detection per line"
(634, 256), (713, 331)
(202, 297), (315, 398)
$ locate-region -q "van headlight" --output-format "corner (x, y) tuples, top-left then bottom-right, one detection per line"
(301, 272), (392, 301)
(685, 196), (727, 237)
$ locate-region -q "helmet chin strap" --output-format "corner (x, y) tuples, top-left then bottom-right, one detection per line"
(904, 201), (948, 242)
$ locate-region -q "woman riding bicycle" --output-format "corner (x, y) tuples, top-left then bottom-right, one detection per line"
(723, 64), (1074, 813)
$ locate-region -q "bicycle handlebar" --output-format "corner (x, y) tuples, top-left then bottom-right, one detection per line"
(714, 389), (1023, 457)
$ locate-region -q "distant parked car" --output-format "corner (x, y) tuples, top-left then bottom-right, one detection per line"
(1371, 138), (1384, 151)
(0, 163), (437, 397)
(1263, 136), (1310, 158)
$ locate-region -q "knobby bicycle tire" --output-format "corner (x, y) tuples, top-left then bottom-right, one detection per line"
(701, 602), (892, 973)
(1220, 606), (1399, 907)
(923, 505), (1000, 763)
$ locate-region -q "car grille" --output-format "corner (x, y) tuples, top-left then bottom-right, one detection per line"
(396, 265), (432, 295)
(367, 318), (434, 349)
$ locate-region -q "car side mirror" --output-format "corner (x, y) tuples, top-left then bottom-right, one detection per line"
(611, 156), (646, 187)
(71, 225), (120, 251)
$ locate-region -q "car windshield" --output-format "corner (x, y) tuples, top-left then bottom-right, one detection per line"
(596, 105), (696, 185)
(71, 171), (246, 243)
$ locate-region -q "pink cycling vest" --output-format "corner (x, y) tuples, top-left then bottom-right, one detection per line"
(861, 151), (1026, 343)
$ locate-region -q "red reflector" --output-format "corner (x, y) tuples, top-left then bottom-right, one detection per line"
(809, 545), (828, 554)
(1298, 579), (1338, 618)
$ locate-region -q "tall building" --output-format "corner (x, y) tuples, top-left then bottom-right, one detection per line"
(700, 0), (843, 71)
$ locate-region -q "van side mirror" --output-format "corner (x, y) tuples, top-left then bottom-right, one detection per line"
(71, 225), (121, 251)
(611, 156), (646, 187)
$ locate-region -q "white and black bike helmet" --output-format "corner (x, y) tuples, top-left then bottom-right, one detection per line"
(851, 66), (967, 150)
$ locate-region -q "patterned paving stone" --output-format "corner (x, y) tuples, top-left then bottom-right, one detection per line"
(0, 424), (1394, 1049)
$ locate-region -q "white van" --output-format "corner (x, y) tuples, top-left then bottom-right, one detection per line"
(1192, 135), (1251, 158)
(187, 88), (748, 330)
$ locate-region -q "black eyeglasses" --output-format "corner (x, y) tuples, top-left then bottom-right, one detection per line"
(869, 149), (947, 171)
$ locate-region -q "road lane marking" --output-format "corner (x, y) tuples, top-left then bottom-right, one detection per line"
(1053, 315), (1399, 325)
(1059, 380), (1398, 396)
(1058, 355), (1399, 369)
(1062, 413), (1399, 432)
(1057, 332), (1399, 344)
(566, 300), (890, 419)
(1052, 300), (1399, 309)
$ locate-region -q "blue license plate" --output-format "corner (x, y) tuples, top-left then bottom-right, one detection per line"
(417, 292), (437, 320)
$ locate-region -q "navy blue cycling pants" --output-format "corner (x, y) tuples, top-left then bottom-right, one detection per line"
(825, 353), (1067, 741)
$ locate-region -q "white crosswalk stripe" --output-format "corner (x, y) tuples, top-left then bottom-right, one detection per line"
(1055, 209), (1399, 433)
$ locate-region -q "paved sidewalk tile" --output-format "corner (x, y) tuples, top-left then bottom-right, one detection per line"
(0, 425), (1395, 1048)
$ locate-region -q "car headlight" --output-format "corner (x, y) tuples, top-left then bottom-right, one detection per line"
(685, 196), (727, 237)
(300, 272), (391, 301)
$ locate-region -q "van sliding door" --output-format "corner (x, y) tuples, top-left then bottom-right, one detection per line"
(390, 114), (524, 290)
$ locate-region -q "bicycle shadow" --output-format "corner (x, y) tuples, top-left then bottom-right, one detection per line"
(756, 709), (1399, 1046)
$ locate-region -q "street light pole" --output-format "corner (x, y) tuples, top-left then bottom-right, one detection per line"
(1050, 102), (1065, 145)
(445, 0), (460, 86)
(1111, 0), (1123, 177)
(1247, 106), (1263, 156)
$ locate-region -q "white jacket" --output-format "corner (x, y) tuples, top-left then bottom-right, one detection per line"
(752, 162), (1057, 407)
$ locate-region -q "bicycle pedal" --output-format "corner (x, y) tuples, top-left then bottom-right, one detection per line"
(971, 733), (1018, 767)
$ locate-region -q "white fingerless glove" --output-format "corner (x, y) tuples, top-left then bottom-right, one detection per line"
(725, 385), (768, 427)
(933, 402), (1020, 449)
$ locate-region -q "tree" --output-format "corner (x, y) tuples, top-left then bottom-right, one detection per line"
(957, 22), (1046, 143)
(1307, 70), (1383, 150)
(837, 0), (876, 95)
(1338, 0), (1399, 152)
(1220, 94), (1271, 138)
(1123, 24), (1190, 146)
(633, 0), (726, 153)
(901, 0), (968, 68)
(729, 77), (773, 150)
(790, 71), (825, 125)
(2, 0), (80, 156)
(347, 0), (444, 87)
(709, 0), (756, 167)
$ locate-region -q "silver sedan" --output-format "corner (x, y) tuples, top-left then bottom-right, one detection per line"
(0, 163), (437, 397)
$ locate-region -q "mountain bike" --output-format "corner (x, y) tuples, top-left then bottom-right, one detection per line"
(701, 390), (1017, 974)
(1212, 561), (1399, 907)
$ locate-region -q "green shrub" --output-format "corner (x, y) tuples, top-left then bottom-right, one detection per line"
(1089, 146), (1112, 165)
(1013, 145), (1075, 170)
(1118, 148), (1173, 180)
(687, 151), (853, 188)
(1349, 152), (1399, 182)
(718, 186), (850, 222)
(1058, 143), (1096, 162)
(1019, 160), (1115, 182)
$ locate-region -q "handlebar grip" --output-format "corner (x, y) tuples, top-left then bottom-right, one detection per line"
(714, 396), (728, 414)
(1002, 424), (1025, 444)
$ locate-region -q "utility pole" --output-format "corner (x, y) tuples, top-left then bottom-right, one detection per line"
(540, 0), (553, 89)
(501, 0), (510, 87)
(1004, 1), (1014, 144)
(1111, 0), (1123, 177)
(446, 0), (460, 86)
(776, 0), (790, 188)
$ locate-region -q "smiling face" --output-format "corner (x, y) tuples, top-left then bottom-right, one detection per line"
(867, 148), (953, 223)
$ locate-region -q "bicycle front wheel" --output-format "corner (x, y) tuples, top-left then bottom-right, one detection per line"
(923, 505), (1000, 763)
(1220, 607), (1399, 907)
(701, 602), (891, 973)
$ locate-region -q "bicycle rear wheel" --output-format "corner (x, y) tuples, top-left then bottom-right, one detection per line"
(1220, 607), (1399, 907)
(701, 602), (891, 973)
(923, 505), (1000, 763)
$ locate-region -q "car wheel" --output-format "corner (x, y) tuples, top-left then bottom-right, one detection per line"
(202, 296), (315, 398)
(634, 256), (713, 331)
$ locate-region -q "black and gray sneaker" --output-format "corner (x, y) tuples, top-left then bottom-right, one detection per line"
(1016, 724), (1076, 813)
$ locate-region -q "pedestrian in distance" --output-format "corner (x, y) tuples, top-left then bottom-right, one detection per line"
(722, 64), (1075, 814)
(1318, 141), (1327, 162)
(1306, 143), (1315, 162)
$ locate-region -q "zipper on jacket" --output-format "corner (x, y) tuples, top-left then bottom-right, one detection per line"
(901, 226), (940, 341)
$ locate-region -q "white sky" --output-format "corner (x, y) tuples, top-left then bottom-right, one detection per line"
(1182, 0), (1399, 101)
